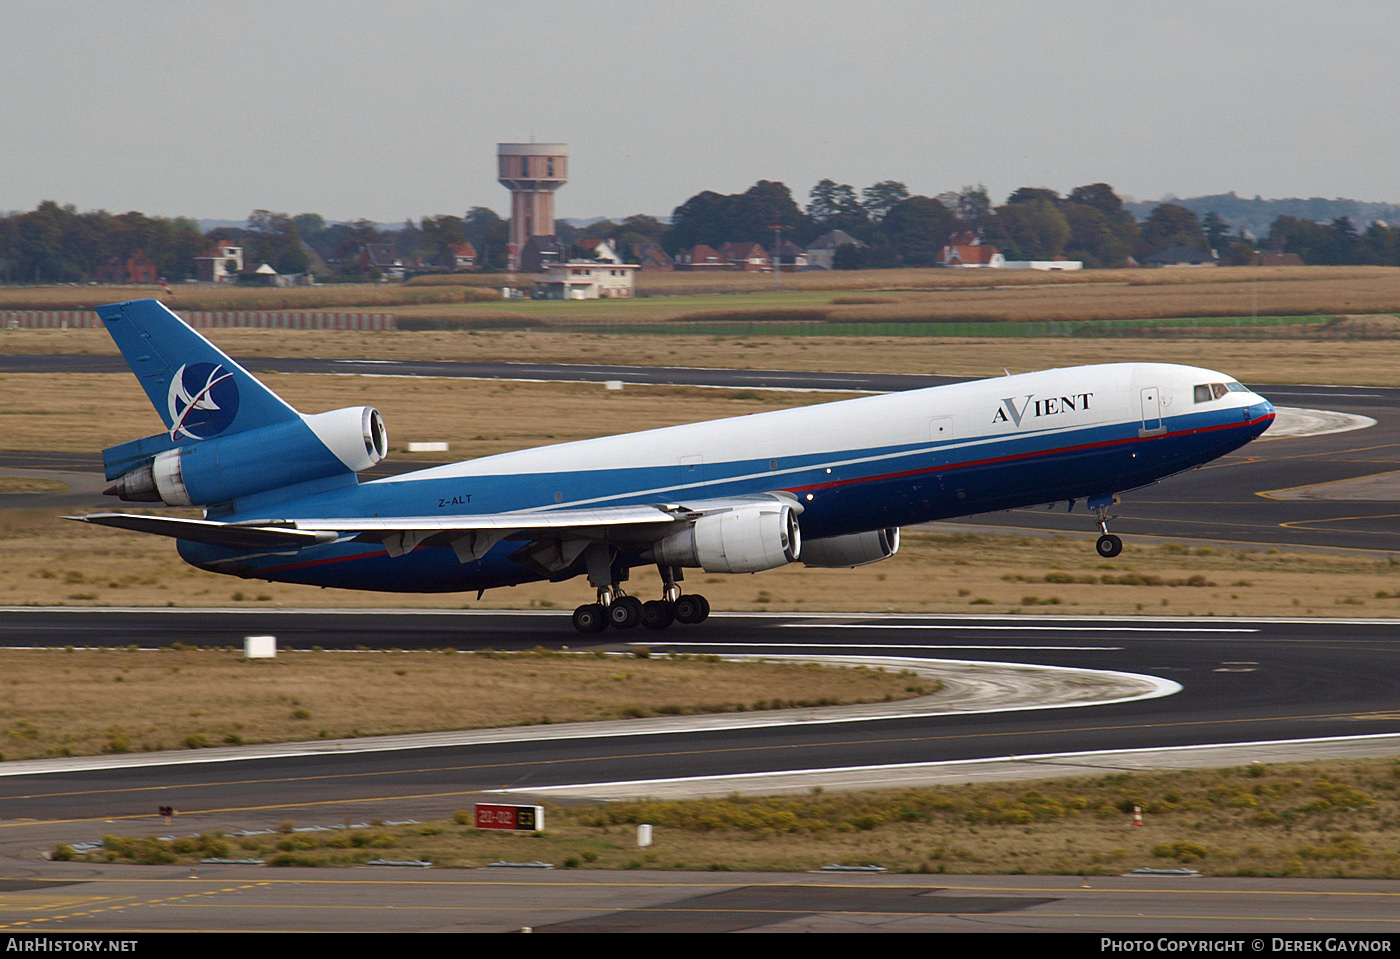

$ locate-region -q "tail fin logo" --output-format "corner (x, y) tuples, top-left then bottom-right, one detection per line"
(167, 363), (239, 440)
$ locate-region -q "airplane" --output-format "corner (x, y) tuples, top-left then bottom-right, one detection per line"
(72, 298), (1276, 633)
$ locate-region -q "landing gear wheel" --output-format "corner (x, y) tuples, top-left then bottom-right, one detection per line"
(1096, 534), (1123, 558)
(641, 600), (675, 630)
(674, 593), (710, 625)
(608, 595), (643, 629)
(572, 603), (608, 634)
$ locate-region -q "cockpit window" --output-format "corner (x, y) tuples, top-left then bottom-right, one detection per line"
(1196, 382), (1250, 403)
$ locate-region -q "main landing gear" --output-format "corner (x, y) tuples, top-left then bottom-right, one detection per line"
(1088, 493), (1124, 558)
(571, 563), (710, 634)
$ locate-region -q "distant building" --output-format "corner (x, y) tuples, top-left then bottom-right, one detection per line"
(194, 242), (243, 283)
(519, 235), (566, 273)
(1144, 245), (1217, 268)
(631, 243), (674, 271)
(768, 239), (808, 270)
(360, 243), (406, 280)
(578, 238), (622, 263)
(1002, 259), (1083, 271)
(939, 241), (1004, 268)
(498, 142), (568, 270)
(94, 250), (159, 284)
(805, 230), (864, 269)
(674, 244), (732, 271)
(717, 242), (771, 272)
(447, 242), (478, 270)
(533, 261), (639, 299)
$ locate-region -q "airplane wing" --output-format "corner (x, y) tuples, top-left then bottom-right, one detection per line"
(68, 493), (801, 564)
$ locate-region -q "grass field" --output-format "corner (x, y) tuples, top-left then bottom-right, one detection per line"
(9, 323), (1400, 385)
(6, 266), (1400, 324)
(73, 758), (1400, 878)
(0, 647), (930, 761)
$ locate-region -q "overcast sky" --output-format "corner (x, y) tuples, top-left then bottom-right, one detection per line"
(4, 1), (1396, 223)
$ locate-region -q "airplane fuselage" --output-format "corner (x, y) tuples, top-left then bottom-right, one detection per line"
(176, 362), (1275, 592)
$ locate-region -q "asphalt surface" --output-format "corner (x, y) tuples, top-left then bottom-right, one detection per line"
(0, 611), (1396, 823)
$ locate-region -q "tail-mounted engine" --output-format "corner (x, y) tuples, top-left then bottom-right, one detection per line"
(105, 407), (387, 507)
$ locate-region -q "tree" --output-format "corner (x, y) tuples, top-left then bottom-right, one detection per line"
(1005, 187), (1062, 207)
(1067, 183), (1123, 216)
(882, 196), (958, 266)
(1141, 203), (1207, 254)
(860, 180), (910, 222)
(986, 198), (1070, 260)
(1202, 211), (1230, 253)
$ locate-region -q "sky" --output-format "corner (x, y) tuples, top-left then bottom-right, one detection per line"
(4, 0), (1398, 224)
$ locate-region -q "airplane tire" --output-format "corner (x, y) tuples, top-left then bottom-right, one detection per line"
(1096, 534), (1123, 558)
(608, 596), (644, 629)
(641, 600), (675, 630)
(572, 603), (608, 633)
(674, 593), (710, 624)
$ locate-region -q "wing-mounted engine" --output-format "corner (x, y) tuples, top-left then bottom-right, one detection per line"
(801, 527), (900, 568)
(649, 502), (801, 573)
(105, 406), (387, 507)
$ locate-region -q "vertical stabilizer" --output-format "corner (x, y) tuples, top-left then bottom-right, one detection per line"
(96, 298), (300, 441)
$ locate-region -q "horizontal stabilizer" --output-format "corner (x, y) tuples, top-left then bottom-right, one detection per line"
(67, 513), (339, 551)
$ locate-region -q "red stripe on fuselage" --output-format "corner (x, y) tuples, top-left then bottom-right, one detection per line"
(251, 413), (1273, 577)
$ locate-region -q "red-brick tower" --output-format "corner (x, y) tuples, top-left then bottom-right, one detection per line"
(498, 143), (568, 270)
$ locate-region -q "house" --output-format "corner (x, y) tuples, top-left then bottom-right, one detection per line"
(577, 238), (621, 263)
(717, 242), (771, 272)
(939, 241), (1004, 268)
(94, 250), (159, 284)
(519, 235), (566, 273)
(805, 230), (864, 269)
(1144, 245), (1217, 268)
(533, 261), (639, 299)
(447, 242), (477, 270)
(674, 244), (732, 271)
(360, 243), (406, 280)
(194, 242), (244, 283)
(631, 243), (674, 271)
(768, 239), (808, 270)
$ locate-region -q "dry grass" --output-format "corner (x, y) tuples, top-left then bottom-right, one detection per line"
(6, 266), (1400, 323)
(14, 318), (1400, 387)
(74, 759), (1400, 877)
(0, 647), (930, 761)
(0, 285), (477, 312)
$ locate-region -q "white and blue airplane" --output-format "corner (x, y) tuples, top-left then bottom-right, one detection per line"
(74, 298), (1276, 633)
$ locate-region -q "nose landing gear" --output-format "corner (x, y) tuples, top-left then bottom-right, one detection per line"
(1086, 493), (1124, 557)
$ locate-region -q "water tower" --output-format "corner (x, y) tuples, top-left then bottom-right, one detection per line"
(497, 142), (568, 270)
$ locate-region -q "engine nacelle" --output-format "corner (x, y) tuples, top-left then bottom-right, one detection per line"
(801, 527), (900, 568)
(106, 407), (386, 507)
(651, 503), (801, 573)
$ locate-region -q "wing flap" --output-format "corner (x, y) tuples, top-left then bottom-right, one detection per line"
(68, 513), (338, 550)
